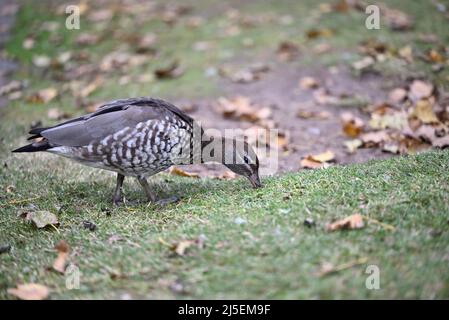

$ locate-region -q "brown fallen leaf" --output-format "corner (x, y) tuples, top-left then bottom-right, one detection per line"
(409, 80), (434, 102)
(155, 60), (184, 79)
(297, 110), (331, 120)
(53, 240), (70, 274)
(8, 283), (49, 300)
(27, 88), (58, 104)
(300, 157), (329, 169)
(169, 166), (199, 178)
(426, 49), (446, 64)
(326, 213), (364, 232)
(300, 150), (335, 169)
(165, 236), (206, 256)
(306, 28), (334, 39)
(216, 96), (272, 124)
(276, 41), (300, 62)
(341, 112), (364, 137)
(299, 76), (320, 90)
(310, 150), (335, 163)
(360, 131), (390, 147)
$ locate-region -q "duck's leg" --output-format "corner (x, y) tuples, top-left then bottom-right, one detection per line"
(137, 176), (157, 203)
(113, 173), (125, 206)
(137, 176), (180, 205)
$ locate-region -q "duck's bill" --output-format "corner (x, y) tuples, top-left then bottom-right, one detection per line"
(248, 173), (262, 188)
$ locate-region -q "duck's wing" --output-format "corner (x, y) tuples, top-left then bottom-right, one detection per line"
(33, 98), (193, 147)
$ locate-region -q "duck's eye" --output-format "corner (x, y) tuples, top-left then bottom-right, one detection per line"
(243, 155), (249, 164)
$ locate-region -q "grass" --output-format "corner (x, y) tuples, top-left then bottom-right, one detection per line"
(1, 0), (449, 299)
(1, 142), (449, 299)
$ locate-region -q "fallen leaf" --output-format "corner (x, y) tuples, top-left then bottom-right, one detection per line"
(0, 80), (22, 96)
(155, 61), (184, 79)
(312, 88), (340, 105)
(136, 33), (157, 53)
(32, 55), (51, 68)
(409, 80), (433, 102)
(53, 240), (70, 273)
(224, 63), (270, 83)
(310, 150), (335, 163)
(22, 37), (35, 49)
(300, 151), (335, 169)
(306, 28), (334, 39)
(360, 131), (390, 147)
(382, 143), (399, 154)
(8, 284), (49, 300)
(426, 49), (446, 64)
(389, 88), (408, 104)
(170, 236), (206, 256)
(76, 33), (99, 46)
(216, 96), (272, 124)
(369, 111), (408, 130)
(276, 41), (300, 62)
(344, 139), (363, 153)
(47, 108), (70, 120)
(299, 76), (319, 90)
(413, 99), (439, 123)
(382, 5), (414, 31)
(352, 56), (375, 71)
(326, 213), (364, 231)
(398, 45), (413, 63)
(300, 157), (329, 169)
(79, 77), (103, 98)
(341, 112), (364, 137)
(27, 88), (58, 104)
(169, 166), (199, 178)
(297, 110), (331, 120)
(24, 210), (58, 229)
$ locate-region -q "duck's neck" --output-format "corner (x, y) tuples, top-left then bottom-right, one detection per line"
(199, 136), (233, 164)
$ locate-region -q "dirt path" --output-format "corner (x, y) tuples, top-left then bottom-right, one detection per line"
(183, 63), (393, 174)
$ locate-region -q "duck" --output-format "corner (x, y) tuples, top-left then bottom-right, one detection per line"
(13, 97), (262, 205)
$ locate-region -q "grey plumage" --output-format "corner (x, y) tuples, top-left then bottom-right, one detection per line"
(13, 97), (262, 205)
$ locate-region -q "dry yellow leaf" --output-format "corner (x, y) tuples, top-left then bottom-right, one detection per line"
(414, 99), (439, 124)
(169, 167), (199, 178)
(326, 214), (365, 232)
(8, 283), (49, 300)
(53, 240), (70, 274)
(310, 150), (335, 163)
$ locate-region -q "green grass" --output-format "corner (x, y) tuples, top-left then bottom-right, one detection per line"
(1, 136), (449, 299)
(1, 0), (449, 299)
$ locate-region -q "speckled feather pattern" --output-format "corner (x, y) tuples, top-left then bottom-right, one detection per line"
(50, 116), (193, 177)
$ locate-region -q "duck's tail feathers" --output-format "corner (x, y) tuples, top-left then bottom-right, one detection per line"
(12, 139), (52, 153)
